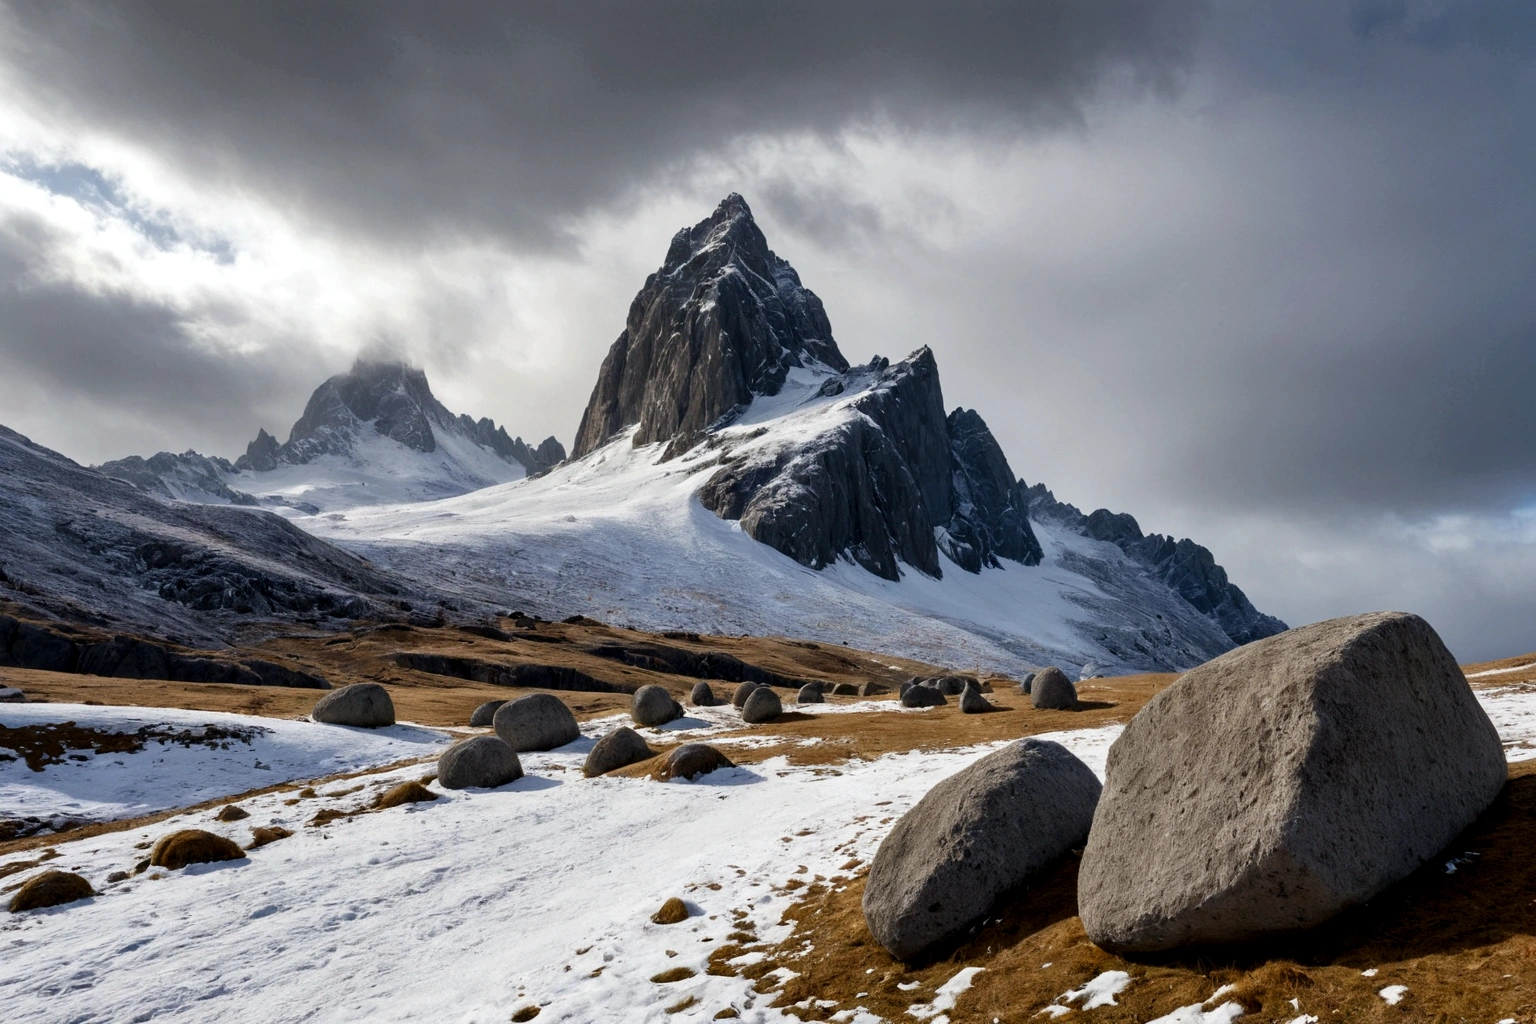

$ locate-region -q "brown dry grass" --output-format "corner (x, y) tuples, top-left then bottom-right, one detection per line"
(7, 869), (95, 912)
(246, 826), (292, 850)
(150, 829), (245, 870)
(372, 780), (438, 809)
(747, 759), (1536, 1023)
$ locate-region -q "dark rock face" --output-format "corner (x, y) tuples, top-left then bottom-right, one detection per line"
(1030, 667), (1077, 710)
(689, 681), (718, 707)
(572, 194), (847, 458)
(493, 693), (580, 752)
(945, 409), (1044, 572)
(741, 685), (783, 723)
(901, 685), (946, 708)
(311, 683), (395, 728)
(1078, 612), (1506, 953)
(240, 428), (281, 472)
(797, 683), (825, 703)
(1029, 483), (1288, 648)
(583, 726), (654, 777)
(862, 738), (1102, 961)
(437, 736), (523, 789)
(959, 683), (993, 714)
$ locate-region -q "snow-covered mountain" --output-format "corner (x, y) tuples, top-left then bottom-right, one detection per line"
(99, 360), (565, 512)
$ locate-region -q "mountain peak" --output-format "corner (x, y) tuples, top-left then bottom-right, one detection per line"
(572, 195), (848, 458)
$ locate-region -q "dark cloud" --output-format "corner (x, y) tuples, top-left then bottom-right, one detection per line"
(1, 0), (1202, 247)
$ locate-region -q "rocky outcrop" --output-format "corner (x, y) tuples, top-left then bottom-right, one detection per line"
(1078, 612), (1506, 952)
(572, 194), (847, 458)
(98, 450), (256, 505)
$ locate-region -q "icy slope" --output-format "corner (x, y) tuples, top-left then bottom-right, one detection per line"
(303, 369), (1236, 676)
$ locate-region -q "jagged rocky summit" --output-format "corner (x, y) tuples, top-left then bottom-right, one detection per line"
(101, 360), (565, 512)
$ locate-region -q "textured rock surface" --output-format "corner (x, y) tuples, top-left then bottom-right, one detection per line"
(572, 194), (846, 457)
(656, 743), (735, 781)
(741, 686), (783, 723)
(863, 739), (1102, 961)
(437, 735), (523, 789)
(1020, 672), (1036, 695)
(651, 897), (690, 924)
(959, 683), (993, 714)
(493, 693), (581, 752)
(731, 681), (761, 709)
(630, 684), (683, 727)
(1078, 612), (1507, 952)
(311, 683), (395, 728)
(901, 685), (946, 708)
(1030, 668), (1076, 710)
(797, 683), (825, 703)
(689, 681), (718, 707)
(583, 726), (654, 777)
(8, 870), (95, 913)
(469, 699), (506, 727)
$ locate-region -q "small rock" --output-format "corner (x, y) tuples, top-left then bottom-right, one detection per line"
(248, 826), (293, 849)
(311, 683), (396, 728)
(859, 682), (891, 697)
(900, 685), (946, 708)
(797, 683), (825, 704)
(731, 681), (761, 708)
(1030, 667), (1076, 710)
(0, 686), (24, 703)
(690, 681), (718, 707)
(106, 870), (130, 883)
(493, 693), (581, 752)
(632, 684), (684, 727)
(1020, 672), (1036, 695)
(215, 804), (250, 822)
(8, 870), (95, 912)
(656, 743), (735, 781)
(959, 684), (993, 714)
(651, 896), (690, 924)
(151, 829), (246, 870)
(469, 699), (506, 727)
(741, 686), (783, 723)
(438, 735), (523, 789)
(584, 727), (654, 777)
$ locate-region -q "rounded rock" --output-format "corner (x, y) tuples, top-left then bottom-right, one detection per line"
(959, 683), (992, 714)
(689, 681), (718, 707)
(741, 686), (783, 724)
(438, 735), (523, 789)
(631, 684), (683, 727)
(311, 683), (396, 728)
(469, 699), (507, 727)
(584, 726), (654, 777)
(8, 870), (95, 912)
(797, 683), (825, 704)
(493, 693), (580, 752)
(656, 743), (735, 781)
(151, 829), (246, 870)
(900, 684), (946, 708)
(731, 681), (761, 708)
(1030, 667), (1077, 710)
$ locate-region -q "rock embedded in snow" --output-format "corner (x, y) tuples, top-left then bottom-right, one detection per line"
(651, 897), (690, 924)
(468, 699), (506, 727)
(214, 804), (249, 822)
(631, 684), (683, 727)
(493, 694), (580, 753)
(151, 829), (246, 870)
(311, 683), (396, 728)
(1078, 611), (1508, 952)
(797, 683), (825, 704)
(741, 686), (784, 724)
(8, 870), (95, 912)
(862, 738), (1102, 961)
(731, 681), (762, 709)
(1030, 668), (1076, 710)
(655, 743), (735, 781)
(437, 736), (523, 789)
(583, 726), (654, 778)
(901, 684), (946, 708)
(689, 681), (718, 707)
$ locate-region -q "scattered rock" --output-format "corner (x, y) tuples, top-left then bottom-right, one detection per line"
(959, 684), (993, 714)
(731, 681), (761, 708)
(311, 683), (395, 728)
(690, 681), (718, 707)
(493, 693), (581, 752)
(374, 781), (440, 809)
(106, 870), (130, 883)
(214, 804), (250, 822)
(830, 682), (860, 696)
(8, 870), (95, 912)
(1020, 672), (1036, 695)
(632, 684), (684, 727)
(656, 743), (735, 781)
(741, 686), (783, 723)
(1078, 612), (1508, 952)
(651, 897), (690, 924)
(150, 829), (246, 870)
(900, 685), (946, 708)
(0, 686), (23, 702)
(437, 736), (523, 789)
(510, 1007), (541, 1022)
(797, 683), (825, 704)
(862, 738), (1102, 960)
(650, 967), (697, 983)
(584, 727), (654, 778)
(468, 699), (506, 727)
(1030, 667), (1076, 710)
(859, 682), (891, 696)
(247, 826), (293, 849)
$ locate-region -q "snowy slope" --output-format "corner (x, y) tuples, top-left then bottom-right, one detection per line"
(299, 369), (1237, 677)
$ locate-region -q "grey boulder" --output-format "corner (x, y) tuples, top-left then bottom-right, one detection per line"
(631, 684), (683, 727)
(900, 684), (946, 708)
(731, 681), (761, 708)
(492, 693), (581, 752)
(690, 681), (719, 707)
(741, 686), (783, 723)
(657, 743), (735, 781)
(469, 699), (506, 727)
(311, 683), (395, 728)
(1020, 671), (1036, 695)
(583, 726), (654, 777)
(1030, 667), (1076, 709)
(1078, 611), (1508, 953)
(797, 683), (825, 704)
(437, 736), (523, 789)
(862, 738), (1102, 961)
(959, 684), (993, 714)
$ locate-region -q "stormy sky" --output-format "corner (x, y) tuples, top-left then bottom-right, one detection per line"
(2, 0), (1535, 660)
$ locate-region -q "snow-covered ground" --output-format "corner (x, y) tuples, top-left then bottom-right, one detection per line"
(294, 370), (1235, 678)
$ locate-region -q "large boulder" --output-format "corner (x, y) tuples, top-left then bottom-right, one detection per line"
(901, 684), (946, 708)
(437, 736), (523, 789)
(493, 693), (581, 752)
(1078, 612), (1508, 953)
(151, 829), (246, 870)
(469, 699), (506, 727)
(797, 683), (825, 704)
(656, 743), (735, 781)
(731, 681), (761, 708)
(690, 681), (719, 707)
(741, 686), (783, 723)
(311, 683), (395, 728)
(631, 684), (684, 727)
(8, 870), (95, 912)
(862, 739), (1102, 961)
(584, 726), (654, 777)
(1030, 667), (1076, 710)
